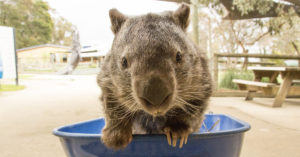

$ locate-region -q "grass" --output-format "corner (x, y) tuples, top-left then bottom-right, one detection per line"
(219, 69), (254, 89)
(24, 69), (55, 73)
(19, 74), (34, 79)
(88, 64), (97, 68)
(0, 84), (25, 92)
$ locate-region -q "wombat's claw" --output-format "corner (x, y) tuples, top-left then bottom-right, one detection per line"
(180, 133), (188, 148)
(177, 133), (188, 148)
(164, 127), (172, 145)
(164, 127), (189, 148)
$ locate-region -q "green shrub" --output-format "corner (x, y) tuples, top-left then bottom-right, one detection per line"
(261, 77), (270, 83)
(219, 69), (254, 89)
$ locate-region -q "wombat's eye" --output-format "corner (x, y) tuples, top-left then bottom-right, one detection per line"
(176, 52), (182, 63)
(121, 57), (128, 68)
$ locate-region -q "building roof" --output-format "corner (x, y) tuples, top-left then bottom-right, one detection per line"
(17, 44), (70, 52)
(80, 45), (109, 56)
(80, 52), (105, 58)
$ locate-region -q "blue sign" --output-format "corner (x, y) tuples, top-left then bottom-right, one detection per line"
(0, 52), (3, 79)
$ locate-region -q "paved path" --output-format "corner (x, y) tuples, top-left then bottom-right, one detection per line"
(0, 75), (101, 157)
(209, 98), (300, 157)
(0, 75), (299, 157)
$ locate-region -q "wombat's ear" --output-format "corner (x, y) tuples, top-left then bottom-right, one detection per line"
(109, 9), (128, 34)
(172, 3), (190, 30)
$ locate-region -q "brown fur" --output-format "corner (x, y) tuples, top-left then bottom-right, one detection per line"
(97, 4), (212, 150)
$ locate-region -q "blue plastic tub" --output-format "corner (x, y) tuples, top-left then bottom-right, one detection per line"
(53, 114), (250, 157)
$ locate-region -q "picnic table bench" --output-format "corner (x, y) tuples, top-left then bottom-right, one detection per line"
(233, 67), (300, 107)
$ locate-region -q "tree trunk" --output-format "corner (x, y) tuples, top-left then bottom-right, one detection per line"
(242, 49), (249, 70)
(291, 42), (300, 67)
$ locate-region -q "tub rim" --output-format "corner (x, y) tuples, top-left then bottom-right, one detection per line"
(53, 114), (251, 139)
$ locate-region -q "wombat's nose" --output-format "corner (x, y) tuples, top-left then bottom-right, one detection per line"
(138, 77), (172, 107)
(141, 93), (172, 107)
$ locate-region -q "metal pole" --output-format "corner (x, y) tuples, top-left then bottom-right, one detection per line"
(208, 17), (212, 58)
(191, 0), (199, 45)
(13, 28), (19, 86)
(213, 53), (218, 91)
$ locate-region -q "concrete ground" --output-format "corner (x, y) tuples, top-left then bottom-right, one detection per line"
(0, 75), (299, 157)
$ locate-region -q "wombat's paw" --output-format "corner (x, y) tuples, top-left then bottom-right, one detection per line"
(101, 127), (132, 150)
(163, 126), (192, 148)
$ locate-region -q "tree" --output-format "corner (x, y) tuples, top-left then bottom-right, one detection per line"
(161, 0), (300, 68)
(271, 17), (300, 65)
(219, 0), (300, 20)
(164, 0), (300, 19)
(51, 16), (75, 46)
(194, 5), (272, 69)
(0, 0), (53, 49)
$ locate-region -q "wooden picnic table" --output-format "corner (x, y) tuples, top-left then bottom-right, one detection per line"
(248, 67), (300, 107)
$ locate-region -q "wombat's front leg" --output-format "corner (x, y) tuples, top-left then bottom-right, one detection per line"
(101, 95), (133, 150)
(101, 119), (133, 150)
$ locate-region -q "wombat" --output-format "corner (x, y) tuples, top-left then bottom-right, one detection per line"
(97, 4), (212, 150)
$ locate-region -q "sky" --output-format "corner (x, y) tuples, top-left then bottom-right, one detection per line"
(45, 0), (178, 50)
